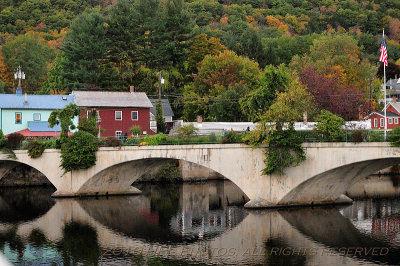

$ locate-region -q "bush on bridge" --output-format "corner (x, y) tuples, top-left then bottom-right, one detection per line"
(145, 133), (167, 145)
(27, 140), (46, 158)
(60, 131), (99, 172)
(0, 130), (16, 159)
(315, 110), (345, 141)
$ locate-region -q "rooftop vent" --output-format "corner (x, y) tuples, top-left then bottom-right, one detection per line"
(62, 96), (67, 100)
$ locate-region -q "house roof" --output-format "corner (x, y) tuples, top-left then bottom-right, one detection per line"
(388, 102), (400, 114)
(149, 99), (174, 117)
(12, 128), (73, 137)
(0, 94), (74, 109)
(28, 121), (62, 132)
(72, 91), (153, 108)
(370, 111), (400, 118)
(387, 78), (400, 90)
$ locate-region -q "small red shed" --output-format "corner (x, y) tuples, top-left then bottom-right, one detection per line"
(72, 91), (154, 137)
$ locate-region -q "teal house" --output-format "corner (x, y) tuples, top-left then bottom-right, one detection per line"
(0, 94), (78, 136)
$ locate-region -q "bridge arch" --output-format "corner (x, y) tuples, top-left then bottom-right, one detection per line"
(279, 158), (400, 206)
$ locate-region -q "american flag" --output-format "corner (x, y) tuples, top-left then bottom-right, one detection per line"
(379, 34), (388, 67)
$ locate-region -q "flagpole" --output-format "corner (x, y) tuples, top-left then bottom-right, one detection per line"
(384, 29), (387, 141)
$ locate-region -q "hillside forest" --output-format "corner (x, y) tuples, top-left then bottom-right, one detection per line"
(1, 0), (400, 122)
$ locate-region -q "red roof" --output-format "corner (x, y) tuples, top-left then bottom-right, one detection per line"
(10, 128), (73, 137)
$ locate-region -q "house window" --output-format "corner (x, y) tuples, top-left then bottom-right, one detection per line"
(131, 111), (138, 121)
(374, 118), (378, 128)
(115, 111), (122, 120)
(380, 118), (384, 127)
(33, 113), (41, 121)
(389, 118), (393, 124)
(395, 118), (399, 124)
(15, 112), (22, 124)
(115, 131), (122, 137)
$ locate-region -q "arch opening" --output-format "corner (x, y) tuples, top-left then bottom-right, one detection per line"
(280, 158), (400, 206)
(78, 157), (250, 201)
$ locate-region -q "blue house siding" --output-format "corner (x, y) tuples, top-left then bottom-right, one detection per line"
(0, 94), (78, 135)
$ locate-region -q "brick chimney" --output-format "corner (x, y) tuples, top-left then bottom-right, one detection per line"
(393, 96), (397, 103)
(130, 85), (135, 93)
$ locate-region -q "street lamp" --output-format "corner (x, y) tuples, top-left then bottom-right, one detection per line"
(14, 66), (25, 93)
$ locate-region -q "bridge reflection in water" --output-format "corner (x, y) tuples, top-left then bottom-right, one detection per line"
(0, 182), (399, 265)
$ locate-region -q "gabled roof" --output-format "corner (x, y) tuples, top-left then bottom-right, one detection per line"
(0, 94), (74, 109)
(28, 121), (61, 132)
(149, 99), (174, 117)
(369, 111), (400, 118)
(72, 91), (152, 108)
(387, 102), (400, 114)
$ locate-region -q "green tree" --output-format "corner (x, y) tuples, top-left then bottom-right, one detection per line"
(155, 100), (164, 133)
(240, 65), (292, 122)
(129, 125), (141, 136)
(48, 103), (80, 142)
(210, 84), (247, 122)
(2, 33), (55, 91)
(60, 11), (117, 89)
(315, 110), (345, 141)
(148, 0), (192, 69)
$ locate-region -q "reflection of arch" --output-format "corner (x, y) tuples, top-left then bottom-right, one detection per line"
(0, 187), (55, 223)
(279, 207), (400, 265)
(280, 158), (400, 206)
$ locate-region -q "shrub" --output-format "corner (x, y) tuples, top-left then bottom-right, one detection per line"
(7, 133), (25, 148)
(0, 129), (6, 147)
(221, 131), (244, 144)
(209, 133), (217, 143)
(60, 131), (99, 172)
(177, 124), (197, 140)
(264, 127), (305, 175)
(389, 127), (400, 146)
(145, 133), (167, 145)
(27, 140), (45, 158)
(315, 110), (345, 141)
(129, 125), (142, 136)
(78, 116), (98, 136)
(104, 137), (122, 147)
(351, 130), (366, 143)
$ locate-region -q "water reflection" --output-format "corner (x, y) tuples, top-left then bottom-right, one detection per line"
(0, 187), (54, 223)
(0, 182), (400, 265)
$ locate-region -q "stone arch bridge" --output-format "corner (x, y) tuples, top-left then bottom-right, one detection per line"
(1, 143), (400, 208)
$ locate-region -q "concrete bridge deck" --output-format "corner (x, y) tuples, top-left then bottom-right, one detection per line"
(1, 143), (400, 208)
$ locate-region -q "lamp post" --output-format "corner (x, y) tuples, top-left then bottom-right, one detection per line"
(14, 66), (25, 93)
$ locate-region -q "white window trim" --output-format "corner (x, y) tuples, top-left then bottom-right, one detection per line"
(389, 118), (393, 124)
(33, 113), (41, 121)
(131, 111), (138, 121)
(374, 118), (377, 128)
(115, 111), (122, 120)
(86, 110), (90, 118)
(395, 118), (399, 124)
(380, 118), (384, 127)
(115, 131), (122, 137)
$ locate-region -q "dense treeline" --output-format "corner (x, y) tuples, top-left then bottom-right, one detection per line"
(1, 0), (400, 121)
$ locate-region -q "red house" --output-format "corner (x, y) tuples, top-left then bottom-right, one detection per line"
(368, 98), (400, 130)
(72, 90), (154, 137)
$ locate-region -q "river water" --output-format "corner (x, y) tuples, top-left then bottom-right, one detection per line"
(0, 180), (399, 265)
